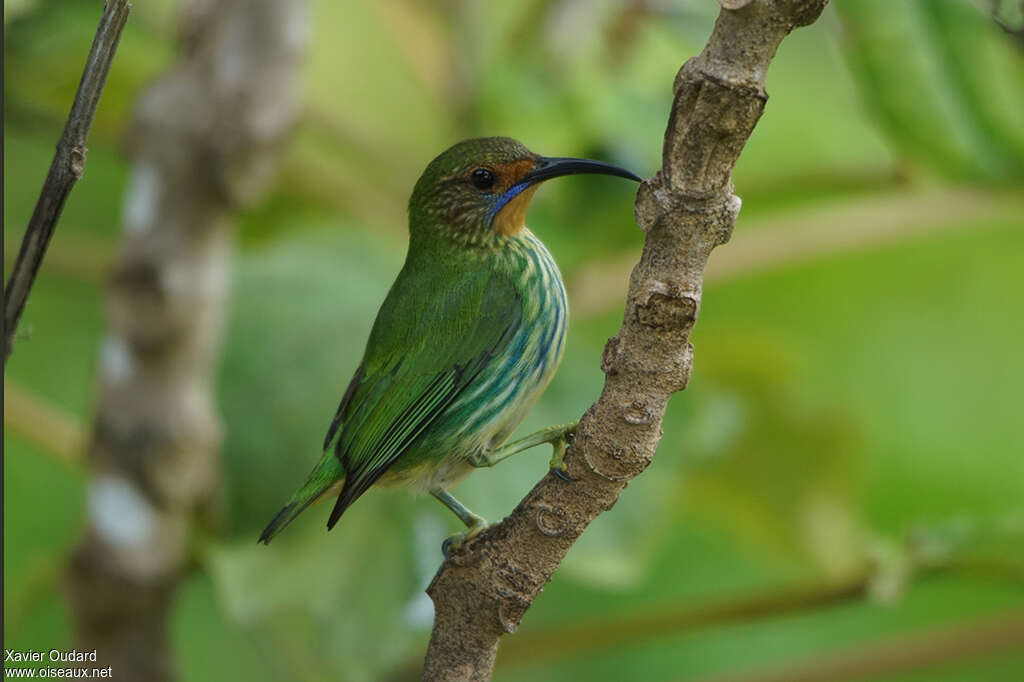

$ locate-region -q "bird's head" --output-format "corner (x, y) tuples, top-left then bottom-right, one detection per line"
(409, 137), (641, 244)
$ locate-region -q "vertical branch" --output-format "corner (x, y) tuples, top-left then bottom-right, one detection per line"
(421, 2), (829, 680)
(65, 1), (309, 679)
(3, 0), (131, 365)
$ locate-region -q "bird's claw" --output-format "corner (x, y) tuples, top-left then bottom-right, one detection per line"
(550, 465), (576, 482)
(441, 522), (488, 559)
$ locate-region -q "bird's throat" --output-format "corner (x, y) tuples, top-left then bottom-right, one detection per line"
(493, 184), (540, 237)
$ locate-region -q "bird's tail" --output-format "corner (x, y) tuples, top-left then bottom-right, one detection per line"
(259, 450), (345, 544)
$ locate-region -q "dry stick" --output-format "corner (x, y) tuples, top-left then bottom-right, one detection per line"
(420, 2), (830, 680)
(2, 0), (131, 365)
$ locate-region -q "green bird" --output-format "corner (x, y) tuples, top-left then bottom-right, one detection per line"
(259, 137), (640, 551)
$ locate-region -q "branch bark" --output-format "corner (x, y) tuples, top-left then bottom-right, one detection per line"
(3, 0), (131, 366)
(64, 1), (308, 679)
(421, 2), (829, 679)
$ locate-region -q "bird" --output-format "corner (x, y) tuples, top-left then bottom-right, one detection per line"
(259, 136), (640, 551)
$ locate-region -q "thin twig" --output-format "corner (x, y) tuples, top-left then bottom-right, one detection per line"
(3, 0), (131, 365)
(64, 1), (308, 678)
(3, 230), (114, 285)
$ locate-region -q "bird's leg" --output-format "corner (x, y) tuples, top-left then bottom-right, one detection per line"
(470, 421), (578, 481)
(431, 488), (488, 557)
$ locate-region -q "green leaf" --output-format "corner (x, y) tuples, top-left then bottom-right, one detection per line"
(837, 0), (1024, 179)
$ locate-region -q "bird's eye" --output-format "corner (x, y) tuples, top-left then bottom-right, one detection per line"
(470, 168), (496, 190)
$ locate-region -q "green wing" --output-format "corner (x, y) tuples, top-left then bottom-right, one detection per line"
(324, 260), (522, 528)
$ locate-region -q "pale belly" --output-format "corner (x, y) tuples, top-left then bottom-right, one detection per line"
(377, 321), (565, 494)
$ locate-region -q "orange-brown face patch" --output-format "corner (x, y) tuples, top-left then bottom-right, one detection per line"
(493, 158), (536, 181)
(490, 158), (539, 236)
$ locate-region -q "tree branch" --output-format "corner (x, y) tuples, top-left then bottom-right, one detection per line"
(3, 0), (131, 365)
(64, 1), (308, 679)
(421, 2), (829, 679)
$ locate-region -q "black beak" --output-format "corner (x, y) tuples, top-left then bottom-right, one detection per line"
(522, 155), (643, 185)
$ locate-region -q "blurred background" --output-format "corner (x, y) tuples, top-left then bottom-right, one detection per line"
(4, 0), (1024, 680)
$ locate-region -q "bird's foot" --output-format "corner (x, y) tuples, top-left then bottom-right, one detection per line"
(442, 519), (488, 559)
(431, 488), (488, 558)
(548, 426), (577, 482)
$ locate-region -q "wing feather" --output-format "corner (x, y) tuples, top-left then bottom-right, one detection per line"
(322, 363), (365, 451)
(322, 263), (522, 528)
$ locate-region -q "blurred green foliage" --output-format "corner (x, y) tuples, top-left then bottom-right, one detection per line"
(4, 1), (1024, 681)
(837, 0), (1024, 179)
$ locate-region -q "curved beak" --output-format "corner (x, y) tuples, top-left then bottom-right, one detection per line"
(522, 155), (643, 185)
